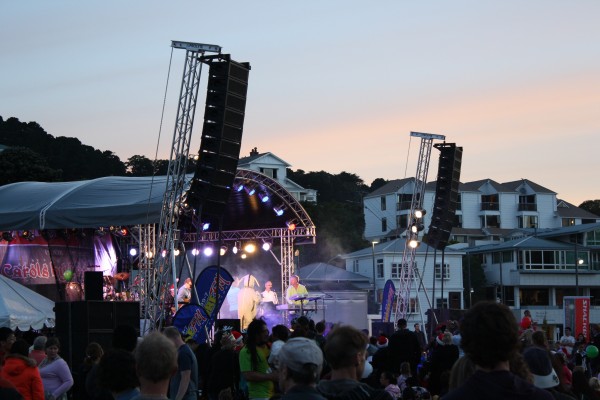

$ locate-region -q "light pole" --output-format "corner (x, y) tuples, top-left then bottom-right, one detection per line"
(372, 240), (379, 306)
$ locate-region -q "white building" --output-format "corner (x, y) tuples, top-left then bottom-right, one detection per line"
(341, 238), (465, 326)
(237, 148), (317, 203)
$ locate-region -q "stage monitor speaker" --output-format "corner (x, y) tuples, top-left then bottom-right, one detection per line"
(216, 318), (241, 333)
(188, 55), (251, 218)
(425, 143), (463, 250)
(371, 321), (395, 337)
(84, 271), (103, 301)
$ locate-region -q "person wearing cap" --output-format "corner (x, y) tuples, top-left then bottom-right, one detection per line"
(278, 337), (326, 400)
(443, 301), (552, 400)
(317, 325), (392, 400)
(522, 346), (575, 400)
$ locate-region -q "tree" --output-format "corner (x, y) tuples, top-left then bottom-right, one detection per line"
(0, 147), (61, 185)
(462, 255), (487, 308)
(370, 178), (388, 192)
(579, 200), (600, 217)
(126, 155), (154, 176)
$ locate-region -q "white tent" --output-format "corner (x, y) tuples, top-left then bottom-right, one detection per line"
(0, 274), (55, 330)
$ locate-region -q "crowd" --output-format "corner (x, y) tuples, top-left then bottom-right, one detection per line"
(4, 304), (600, 399)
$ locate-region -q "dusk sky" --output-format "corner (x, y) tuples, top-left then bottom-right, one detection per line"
(2, 1), (599, 205)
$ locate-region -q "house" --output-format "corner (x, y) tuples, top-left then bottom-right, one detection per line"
(341, 238), (465, 326)
(237, 148), (317, 203)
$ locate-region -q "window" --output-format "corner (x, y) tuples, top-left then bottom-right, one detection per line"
(562, 218), (576, 227)
(435, 298), (448, 308)
(453, 214), (463, 228)
(481, 215), (500, 228)
(376, 259), (384, 278)
(396, 214), (409, 230)
(397, 193), (413, 210)
(353, 259), (359, 273)
(518, 194), (537, 211)
(408, 298), (420, 314)
(456, 193), (462, 211)
(518, 215), (538, 229)
(481, 194), (499, 210)
(259, 168), (277, 179)
(391, 263), (401, 279)
(381, 218), (387, 232)
(588, 229), (600, 246)
(492, 251), (514, 264)
(381, 196), (386, 211)
(519, 288), (549, 306)
(435, 263), (450, 280)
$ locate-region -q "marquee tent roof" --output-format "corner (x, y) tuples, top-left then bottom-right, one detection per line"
(0, 175), (169, 230)
(0, 274), (55, 330)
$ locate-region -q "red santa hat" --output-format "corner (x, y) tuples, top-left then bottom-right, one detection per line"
(377, 335), (389, 348)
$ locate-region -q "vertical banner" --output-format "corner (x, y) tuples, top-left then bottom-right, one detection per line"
(564, 296), (591, 342)
(381, 279), (396, 322)
(173, 265), (233, 343)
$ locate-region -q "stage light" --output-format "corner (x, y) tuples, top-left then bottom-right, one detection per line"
(408, 238), (420, 249)
(161, 250), (167, 258)
(286, 220), (297, 231)
(174, 248), (180, 256)
(220, 246), (228, 256)
(146, 251), (154, 259)
(258, 192), (270, 203)
(2, 232), (14, 242)
(21, 231), (35, 241)
(244, 184), (256, 196)
(244, 242), (256, 253)
(129, 247), (138, 257)
(241, 253), (247, 259)
(202, 222), (211, 231)
(233, 182), (244, 192)
(232, 243), (239, 254)
(191, 248), (200, 256)
(410, 222), (424, 234)
(273, 204), (286, 216)
(262, 242), (272, 251)
(203, 246), (214, 256)
(414, 209), (426, 219)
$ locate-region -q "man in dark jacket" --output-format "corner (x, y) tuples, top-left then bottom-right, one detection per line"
(388, 319), (421, 376)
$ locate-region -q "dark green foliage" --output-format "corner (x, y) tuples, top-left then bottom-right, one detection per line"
(579, 199), (600, 217)
(0, 146), (62, 185)
(462, 255), (487, 307)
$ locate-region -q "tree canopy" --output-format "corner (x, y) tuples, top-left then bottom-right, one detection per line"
(579, 199), (600, 217)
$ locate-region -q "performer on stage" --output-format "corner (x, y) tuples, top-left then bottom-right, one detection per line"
(238, 275), (261, 330)
(286, 275), (308, 305)
(261, 280), (279, 304)
(177, 278), (193, 304)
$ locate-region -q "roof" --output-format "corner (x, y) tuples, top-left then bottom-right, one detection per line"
(365, 178), (415, 198)
(298, 262), (372, 290)
(237, 151), (291, 168)
(466, 236), (578, 254)
(344, 237), (464, 258)
(502, 179), (556, 194)
(460, 179), (515, 193)
(535, 221), (600, 239)
(0, 274), (55, 330)
(556, 199), (600, 220)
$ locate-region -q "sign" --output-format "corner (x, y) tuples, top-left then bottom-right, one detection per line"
(381, 279), (396, 322)
(564, 296), (591, 342)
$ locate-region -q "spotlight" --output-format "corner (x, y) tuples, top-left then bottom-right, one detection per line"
(203, 247), (214, 256)
(414, 209), (426, 219)
(410, 222), (424, 234)
(233, 182), (244, 192)
(408, 238), (420, 249)
(241, 253), (247, 259)
(244, 184), (256, 196)
(191, 248), (200, 256)
(129, 247), (138, 257)
(2, 232), (14, 242)
(262, 242), (272, 251)
(146, 251), (154, 259)
(220, 246), (228, 256)
(258, 192), (270, 203)
(161, 250), (167, 258)
(244, 242), (256, 253)
(21, 231), (35, 241)
(232, 243), (239, 254)
(286, 220), (297, 231)
(273, 205), (286, 216)
(174, 249), (180, 256)
(202, 222), (211, 231)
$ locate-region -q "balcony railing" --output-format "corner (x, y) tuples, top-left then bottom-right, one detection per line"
(396, 201), (412, 211)
(518, 203), (537, 211)
(481, 202), (499, 211)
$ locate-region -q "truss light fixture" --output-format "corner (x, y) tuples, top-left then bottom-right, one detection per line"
(232, 242), (239, 254)
(21, 230), (35, 241)
(174, 248), (181, 256)
(203, 246), (214, 257)
(202, 222), (211, 231)
(191, 248), (200, 256)
(408, 237), (420, 249)
(262, 241), (272, 251)
(410, 222), (425, 234)
(244, 242), (257, 253)
(258, 191), (270, 203)
(146, 251), (154, 259)
(129, 247), (138, 257)
(286, 220), (297, 231)
(273, 204), (286, 216)
(244, 184), (257, 196)
(241, 253), (247, 259)
(414, 209), (426, 219)
(233, 182), (244, 192)
(220, 245), (228, 256)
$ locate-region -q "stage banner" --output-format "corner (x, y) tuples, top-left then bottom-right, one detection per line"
(564, 296), (591, 342)
(381, 279), (396, 322)
(0, 231), (96, 285)
(172, 304), (211, 343)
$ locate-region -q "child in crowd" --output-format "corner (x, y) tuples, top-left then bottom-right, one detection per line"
(380, 371), (401, 399)
(397, 361), (412, 393)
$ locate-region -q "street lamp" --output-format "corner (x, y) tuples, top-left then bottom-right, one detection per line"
(371, 241), (379, 306)
(576, 257), (584, 296)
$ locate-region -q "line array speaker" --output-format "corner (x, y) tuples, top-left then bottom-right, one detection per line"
(425, 143), (463, 250)
(188, 55), (251, 217)
(84, 271), (103, 301)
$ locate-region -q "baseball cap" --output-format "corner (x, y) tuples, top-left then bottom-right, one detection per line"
(278, 337), (323, 374)
(523, 347), (560, 389)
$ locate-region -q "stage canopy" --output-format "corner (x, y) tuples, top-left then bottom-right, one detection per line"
(0, 273), (55, 330)
(0, 175), (168, 231)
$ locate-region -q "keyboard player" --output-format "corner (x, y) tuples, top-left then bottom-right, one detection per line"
(286, 275), (308, 305)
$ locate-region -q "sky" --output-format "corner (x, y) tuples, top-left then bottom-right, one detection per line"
(1, 1), (599, 206)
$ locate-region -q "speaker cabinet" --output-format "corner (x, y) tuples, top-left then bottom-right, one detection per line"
(188, 55), (251, 218)
(425, 143), (463, 250)
(55, 301), (140, 369)
(84, 271), (103, 301)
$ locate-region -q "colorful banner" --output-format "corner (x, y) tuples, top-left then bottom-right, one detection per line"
(564, 296), (591, 342)
(381, 279), (396, 322)
(173, 265), (233, 343)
